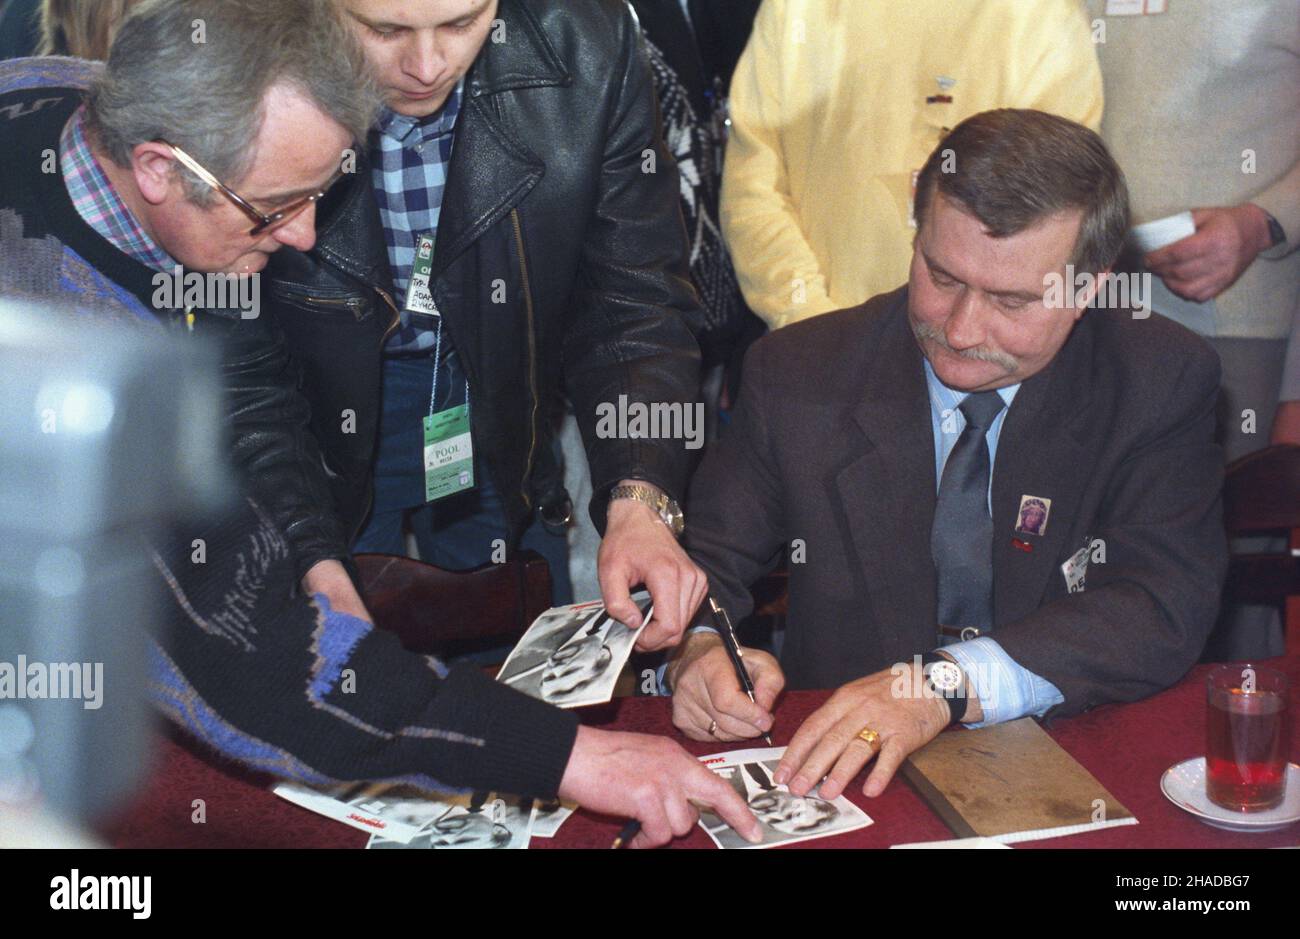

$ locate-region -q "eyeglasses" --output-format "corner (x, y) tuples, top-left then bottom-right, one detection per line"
(160, 140), (342, 236)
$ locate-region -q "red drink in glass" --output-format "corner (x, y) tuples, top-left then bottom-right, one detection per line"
(1205, 665), (1290, 812)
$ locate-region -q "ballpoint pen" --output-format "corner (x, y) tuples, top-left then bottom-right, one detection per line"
(611, 600), (771, 848)
(610, 799), (711, 848)
(707, 596), (773, 747)
(610, 819), (639, 849)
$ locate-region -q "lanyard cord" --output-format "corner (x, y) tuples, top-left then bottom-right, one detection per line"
(428, 317), (443, 417)
(427, 317), (469, 418)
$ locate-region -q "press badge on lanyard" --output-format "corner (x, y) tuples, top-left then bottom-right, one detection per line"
(408, 233), (474, 502)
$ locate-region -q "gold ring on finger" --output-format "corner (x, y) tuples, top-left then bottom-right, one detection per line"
(857, 727), (880, 747)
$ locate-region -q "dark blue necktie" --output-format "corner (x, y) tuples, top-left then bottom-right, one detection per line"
(932, 391), (1006, 635)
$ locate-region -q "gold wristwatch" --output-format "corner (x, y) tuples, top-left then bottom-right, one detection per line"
(609, 484), (685, 537)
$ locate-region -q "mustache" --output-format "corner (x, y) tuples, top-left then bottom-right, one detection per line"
(912, 321), (1018, 372)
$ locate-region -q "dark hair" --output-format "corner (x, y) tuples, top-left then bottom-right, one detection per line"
(914, 109), (1130, 274)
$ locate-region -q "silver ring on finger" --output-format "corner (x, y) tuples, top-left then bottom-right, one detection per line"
(708, 718), (719, 737)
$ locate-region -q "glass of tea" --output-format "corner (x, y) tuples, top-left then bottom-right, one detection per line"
(1205, 664), (1290, 812)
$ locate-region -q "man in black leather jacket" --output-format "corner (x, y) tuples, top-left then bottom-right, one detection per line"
(261, 0), (711, 647)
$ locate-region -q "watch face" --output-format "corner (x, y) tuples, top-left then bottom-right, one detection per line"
(663, 501), (685, 535)
(928, 661), (962, 694)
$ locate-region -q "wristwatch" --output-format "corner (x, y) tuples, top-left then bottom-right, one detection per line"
(920, 652), (967, 725)
(609, 483), (685, 537)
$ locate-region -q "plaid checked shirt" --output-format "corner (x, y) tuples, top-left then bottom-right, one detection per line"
(371, 80), (464, 354)
(61, 105), (174, 273)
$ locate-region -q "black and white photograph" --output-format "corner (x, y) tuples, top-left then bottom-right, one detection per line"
(367, 792), (534, 850)
(495, 593), (652, 708)
(528, 798), (578, 839)
(697, 748), (874, 849)
(272, 781), (462, 844)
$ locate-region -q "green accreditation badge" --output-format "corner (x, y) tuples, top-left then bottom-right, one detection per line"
(423, 404), (474, 501)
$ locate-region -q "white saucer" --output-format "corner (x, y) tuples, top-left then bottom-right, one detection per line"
(1160, 757), (1300, 833)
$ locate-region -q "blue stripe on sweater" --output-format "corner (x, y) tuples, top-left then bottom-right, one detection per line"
(148, 641), (333, 783)
(0, 55), (98, 95)
(58, 247), (159, 324)
(149, 640), (458, 794)
(307, 592), (374, 702)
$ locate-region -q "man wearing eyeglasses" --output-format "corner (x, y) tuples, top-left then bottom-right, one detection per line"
(264, 0), (710, 652)
(0, 0), (376, 622)
(0, 0), (760, 850)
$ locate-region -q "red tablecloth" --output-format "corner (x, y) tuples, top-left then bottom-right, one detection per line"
(100, 657), (1300, 849)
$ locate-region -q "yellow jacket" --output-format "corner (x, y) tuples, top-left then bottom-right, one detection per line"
(722, 0), (1104, 330)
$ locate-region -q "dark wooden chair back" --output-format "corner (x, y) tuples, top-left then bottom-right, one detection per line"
(1220, 444), (1300, 652)
(354, 551), (552, 659)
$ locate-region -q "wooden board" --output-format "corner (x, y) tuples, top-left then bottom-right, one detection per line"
(902, 717), (1134, 840)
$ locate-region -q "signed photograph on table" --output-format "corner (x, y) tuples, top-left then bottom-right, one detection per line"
(698, 748), (874, 849)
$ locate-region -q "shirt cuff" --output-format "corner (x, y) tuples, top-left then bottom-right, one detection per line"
(939, 637), (1064, 728)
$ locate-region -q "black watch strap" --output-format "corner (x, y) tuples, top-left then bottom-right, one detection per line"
(920, 652), (967, 724)
(1264, 211), (1286, 248)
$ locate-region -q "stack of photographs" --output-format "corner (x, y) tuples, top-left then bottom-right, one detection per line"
(273, 781), (576, 849)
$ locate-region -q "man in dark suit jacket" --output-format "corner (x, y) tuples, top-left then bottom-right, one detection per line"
(667, 109), (1227, 803)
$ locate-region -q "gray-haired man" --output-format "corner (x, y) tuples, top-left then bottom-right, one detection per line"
(0, 0), (375, 615)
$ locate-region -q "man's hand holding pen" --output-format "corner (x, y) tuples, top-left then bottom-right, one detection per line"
(667, 630), (784, 742)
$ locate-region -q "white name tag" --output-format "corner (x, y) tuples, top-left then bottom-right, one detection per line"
(1105, 0), (1168, 15)
(424, 429), (472, 472)
(405, 233), (440, 316)
(1061, 545), (1090, 594)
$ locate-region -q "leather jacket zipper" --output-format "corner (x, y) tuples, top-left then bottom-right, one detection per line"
(375, 285), (401, 346)
(510, 207), (540, 511)
(304, 294), (368, 319)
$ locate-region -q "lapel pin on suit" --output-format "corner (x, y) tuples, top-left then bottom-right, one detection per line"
(1015, 495), (1051, 537)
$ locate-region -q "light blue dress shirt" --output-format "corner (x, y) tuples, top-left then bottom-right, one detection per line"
(923, 359), (1063, 726)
